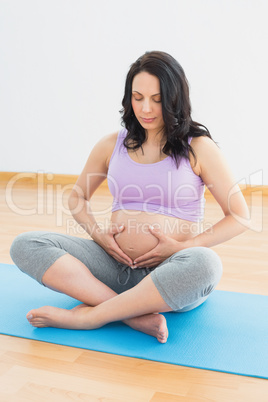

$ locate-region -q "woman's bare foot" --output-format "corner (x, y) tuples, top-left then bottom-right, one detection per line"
(26, 305), (98, 330)
(68, 304), (168, 343)
(26, 304), (169, 343)
(125, 313), (168, 343)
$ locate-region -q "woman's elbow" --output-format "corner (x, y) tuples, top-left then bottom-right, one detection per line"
(68, 191), (80, 213)
(228, 203), (252, 231)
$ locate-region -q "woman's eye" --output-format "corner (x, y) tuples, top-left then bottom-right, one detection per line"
(133, 96), (161, 103)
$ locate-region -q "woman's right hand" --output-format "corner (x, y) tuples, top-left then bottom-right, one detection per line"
(92, 224), (133, 267)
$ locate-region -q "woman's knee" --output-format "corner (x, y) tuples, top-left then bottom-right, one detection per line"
(10, 231), (38, 265)
(10, 231), (59, 268)
(193, 247), (222, 280)
(170, 246), (223, 285)
(152, 247), (223, 311)
(10, 231), (68, 284)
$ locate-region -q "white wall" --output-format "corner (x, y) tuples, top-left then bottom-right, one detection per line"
(1, 0), (267, 184)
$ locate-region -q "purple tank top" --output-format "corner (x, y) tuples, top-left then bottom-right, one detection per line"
(107, 128), (205, 222)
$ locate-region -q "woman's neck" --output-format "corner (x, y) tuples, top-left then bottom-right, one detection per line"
(145, 129), (166, 147)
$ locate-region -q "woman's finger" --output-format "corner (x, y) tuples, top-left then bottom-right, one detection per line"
(110, 239), (133, 266)
(110, 246), (133, 266)
(112, 254), (130, 265)
(134, 257), (160, 269)
(133, 250), (157, 265)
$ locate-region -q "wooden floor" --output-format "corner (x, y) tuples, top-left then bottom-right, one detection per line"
(0, 177), (267, 401)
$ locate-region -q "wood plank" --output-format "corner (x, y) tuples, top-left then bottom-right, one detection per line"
(0, 365), (154, 401)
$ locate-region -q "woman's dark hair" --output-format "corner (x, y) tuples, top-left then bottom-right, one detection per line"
(120, 50), (213, 167)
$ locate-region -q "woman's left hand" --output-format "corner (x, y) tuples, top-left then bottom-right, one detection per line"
(132, 226), (186, 268)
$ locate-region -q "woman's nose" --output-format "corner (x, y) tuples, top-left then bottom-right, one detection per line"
(142, 100), (152, 113)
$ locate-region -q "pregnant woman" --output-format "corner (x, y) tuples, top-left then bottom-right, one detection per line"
(10, 51), (249, 343)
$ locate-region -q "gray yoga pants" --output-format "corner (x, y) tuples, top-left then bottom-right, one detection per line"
(10, 231), (223, 312)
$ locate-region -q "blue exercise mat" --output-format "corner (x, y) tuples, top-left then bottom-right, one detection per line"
(0, 263), (267, 379)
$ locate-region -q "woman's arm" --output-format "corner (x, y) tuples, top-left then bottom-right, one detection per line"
(68, 133), (113, 238)
(185, 136), (251, 248)
(132, 136), (251, 268)
(68, 132), (133, 266)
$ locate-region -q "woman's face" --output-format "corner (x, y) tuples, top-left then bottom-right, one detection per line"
(131, 71), (165, 136)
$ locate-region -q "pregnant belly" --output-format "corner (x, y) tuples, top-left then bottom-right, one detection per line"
(111, 210), (197, 261)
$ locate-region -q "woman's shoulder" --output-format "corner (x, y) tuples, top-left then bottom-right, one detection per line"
(102, 131), (119, 148)
(93, 132), (119, 169)
(190, 134), (215, 148)
(104, 128), (129, 166)
(98, 128), (126, 149)
(84, 132), (118, 171)
(190, 135), (230, 183)
(190, 135), (219, 159)
(189, 135), (219, 176)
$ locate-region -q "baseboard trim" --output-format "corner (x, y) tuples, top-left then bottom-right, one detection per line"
(1, 171), (267, 196)
(0, 171), (79, 186)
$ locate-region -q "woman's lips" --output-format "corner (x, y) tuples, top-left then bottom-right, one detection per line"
(141, 117), (156, 123)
